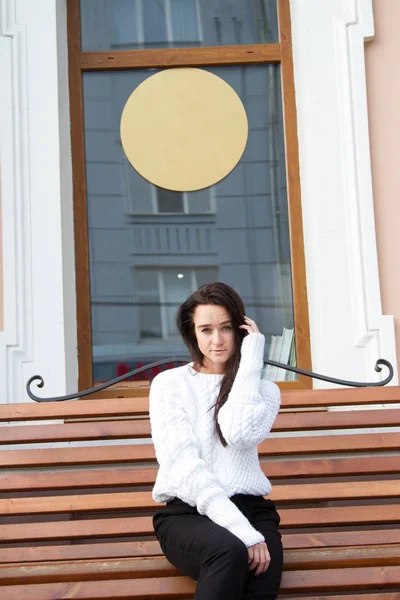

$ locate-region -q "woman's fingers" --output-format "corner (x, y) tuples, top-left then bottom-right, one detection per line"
(248, 545), (259, 571)
(255, 543), (271, 577)
(240, 316), (260, 334)
(248, 542), (271, 576)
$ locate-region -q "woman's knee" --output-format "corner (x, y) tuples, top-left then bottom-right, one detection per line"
(206, 536), (248, 572)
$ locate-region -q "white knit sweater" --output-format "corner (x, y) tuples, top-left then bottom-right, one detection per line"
(149, 333), (281, 547)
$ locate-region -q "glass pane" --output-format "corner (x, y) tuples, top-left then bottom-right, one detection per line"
(80, 0), (279, 51)
(136, 270), (163, 339)
(163, 269), (193, 336)
(143, 0), (168, 49)
(157, 188), (184, 213)
(170, 0), (200, 46)
(195, 267), (219, 288)
(83, 64), (296, 384)
(124, 158), (154, 213)
(138, 305), (163, 339)
(187, 189), (213, 214)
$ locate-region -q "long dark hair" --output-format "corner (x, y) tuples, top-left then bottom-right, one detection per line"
(176, 282), (246, 446)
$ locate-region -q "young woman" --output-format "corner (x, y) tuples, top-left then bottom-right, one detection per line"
(150, 282), (283, 600)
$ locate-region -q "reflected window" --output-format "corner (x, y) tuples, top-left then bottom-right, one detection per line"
(80, 0), (279, 51)
(157, 189), (184, 213)
(124, 161), (214, 214)
(136, 267), (218, 340)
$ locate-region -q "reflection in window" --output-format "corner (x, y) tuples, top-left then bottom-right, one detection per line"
(83, 65), (296, 383)
(136, 267), (218, 340)
(157, 188), (184, 213)
(124, 161), (214, 214)
(80, 0), (279, 51)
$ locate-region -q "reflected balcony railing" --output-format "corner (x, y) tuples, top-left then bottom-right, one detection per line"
(132, 224), (216, 255)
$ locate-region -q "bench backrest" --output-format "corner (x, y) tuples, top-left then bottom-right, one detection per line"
(0, 386), (399, 596)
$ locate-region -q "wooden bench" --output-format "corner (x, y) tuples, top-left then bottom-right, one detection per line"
(1, 385), (400, 599)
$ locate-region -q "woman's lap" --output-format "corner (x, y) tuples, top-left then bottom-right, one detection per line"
(153, 496), (283, 599)
(154, 500), (247, 581)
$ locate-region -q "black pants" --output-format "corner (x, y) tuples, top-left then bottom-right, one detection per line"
(153, 494), (283, 600)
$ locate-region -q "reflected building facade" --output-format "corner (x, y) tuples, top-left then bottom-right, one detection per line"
(80, 2), (294, 381)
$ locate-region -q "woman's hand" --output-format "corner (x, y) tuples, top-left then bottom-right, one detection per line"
(248, 541), (270, 576)
(239, 316), (260, 335)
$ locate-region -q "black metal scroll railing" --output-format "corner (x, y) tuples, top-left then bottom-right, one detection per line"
(26, 357), (394, 403)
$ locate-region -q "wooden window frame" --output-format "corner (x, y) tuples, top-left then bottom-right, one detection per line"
(67, 0), (312, 395)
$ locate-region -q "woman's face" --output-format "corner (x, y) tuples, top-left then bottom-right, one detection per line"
(192, 304), (235, 373)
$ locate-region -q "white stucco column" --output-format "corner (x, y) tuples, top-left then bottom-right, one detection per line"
(290, 0), (398, 386)
(0, 0), (77, 403)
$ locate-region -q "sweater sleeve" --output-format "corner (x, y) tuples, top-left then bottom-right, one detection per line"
(149, 372), (265, 548)
(217, 333), (281, 449)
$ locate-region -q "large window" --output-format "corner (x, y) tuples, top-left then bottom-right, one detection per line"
(68, 0), (311, 392)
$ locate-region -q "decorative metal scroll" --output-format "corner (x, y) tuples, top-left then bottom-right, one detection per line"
(26, 357), (394, 403)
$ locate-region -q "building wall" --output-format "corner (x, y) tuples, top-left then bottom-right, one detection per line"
(0, 0), (398, 403)
(0, 0), (77, 404)
(365, 0), (400, 375)
(0, 166), (3, 331)
(290, 0), (397, 387)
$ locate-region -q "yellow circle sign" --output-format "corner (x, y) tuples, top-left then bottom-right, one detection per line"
(120, 68), (248, 192)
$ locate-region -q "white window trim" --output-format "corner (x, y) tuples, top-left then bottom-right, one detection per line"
(165, 0), (174, 44)
(158, 270), (169, 340)
(136, 0), (145, 46)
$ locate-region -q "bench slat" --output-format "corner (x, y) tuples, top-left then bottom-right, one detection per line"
(0, 467), (158, 492)
(1, 564), (400, 598)
(285, 545), (400, 569)
(1, 431), (399, 469)
(0, 444), (156, 469)
(282, 504), (400, 527)
(0, 576), (195, 600)
(1, 481), (399, 516)
(0, 516), (153, 543)
(1, 546), (400, 585)
(284, 529), (400, 550)
(2, 386), (400, 424)
(275, 479), (400, 502)
(280, 386), (400, 409)
(279, 595), (400, 600)
(2, 520), (400, 550)
(282, 565), (400, 592)
(0, 542), (161, 564)
(0, 557), (178, 585)
(0, 398), (149, 423)
(2, 456), (399, 493)
(0, 522), (400, 564)
(257, 432), (400, 455)
(2, 409), (400, 445)
(1, 502), (400, 533)
(0, 420), (151, 445)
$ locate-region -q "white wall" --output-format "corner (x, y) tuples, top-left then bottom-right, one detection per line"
(290, 0), (398, 387)
(0, 0), (77, 403)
